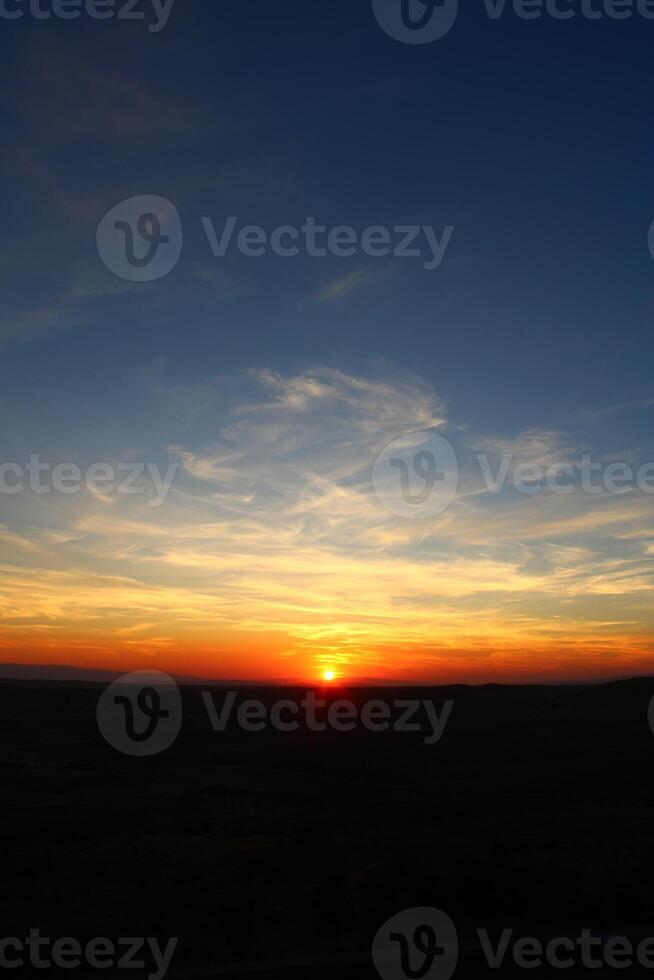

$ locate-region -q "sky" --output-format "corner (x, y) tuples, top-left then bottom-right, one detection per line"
(0, 0), (653, 683)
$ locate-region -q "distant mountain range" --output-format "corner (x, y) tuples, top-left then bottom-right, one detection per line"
(0, 662), (652, 689)
(0, 663), (261, 686)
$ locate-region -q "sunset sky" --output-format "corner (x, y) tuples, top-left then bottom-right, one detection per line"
(1, 2), (653, 683)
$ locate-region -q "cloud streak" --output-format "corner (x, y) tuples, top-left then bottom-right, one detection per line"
(0, 365), (652, 681)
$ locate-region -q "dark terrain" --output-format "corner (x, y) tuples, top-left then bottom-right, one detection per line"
(1, 677), (654, 978)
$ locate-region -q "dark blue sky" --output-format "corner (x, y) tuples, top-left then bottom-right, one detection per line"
(1, 0), (653, 680)
(2, 0), (652, 441)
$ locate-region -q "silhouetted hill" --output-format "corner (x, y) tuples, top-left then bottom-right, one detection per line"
(2, 678), (654, 977)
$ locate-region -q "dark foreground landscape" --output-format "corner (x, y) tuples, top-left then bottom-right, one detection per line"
(1, 677), (654, 978)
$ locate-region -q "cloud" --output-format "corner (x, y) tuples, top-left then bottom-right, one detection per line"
(1, 365), (652, 679)
(469, 428), (577, 469)
(5, 51), (208, 147)
(309, 268), (371, 304)
(0, 305), (73, 340)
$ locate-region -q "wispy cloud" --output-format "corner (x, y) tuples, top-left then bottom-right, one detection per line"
(308, 267), (372, 304)
(1, 364), (652, 680)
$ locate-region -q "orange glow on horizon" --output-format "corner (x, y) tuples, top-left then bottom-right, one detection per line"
(1, 626), (654, 685)
(1, 367), (653, 687)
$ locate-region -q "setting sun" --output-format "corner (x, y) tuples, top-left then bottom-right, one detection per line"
(323, 670), (336, 682)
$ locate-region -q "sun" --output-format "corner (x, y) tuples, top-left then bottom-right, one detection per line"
(323, 670), (336, 682)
